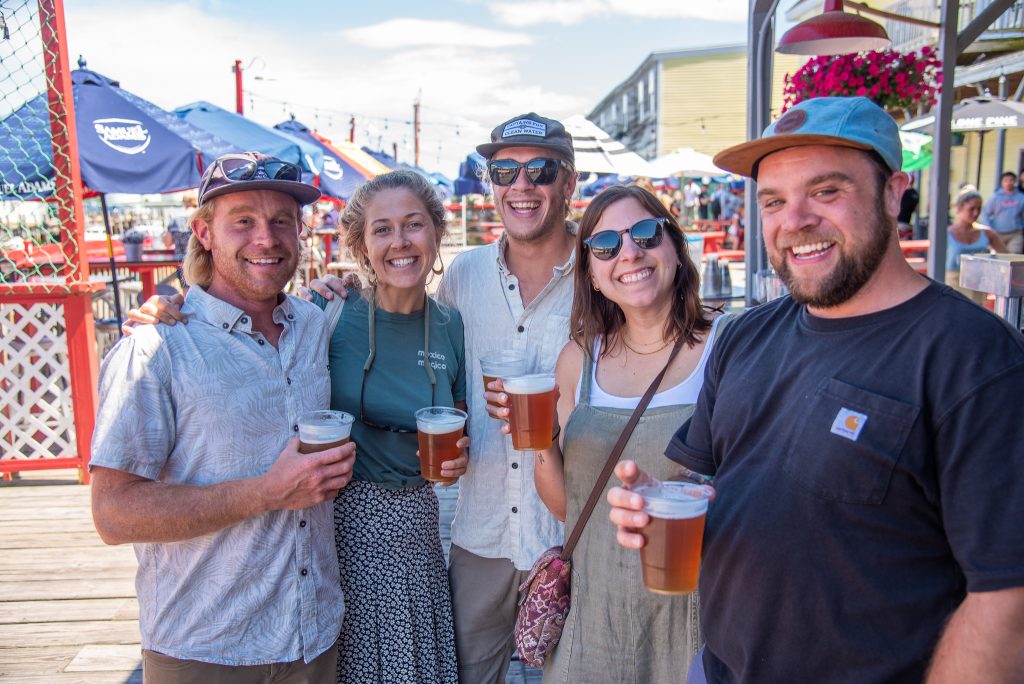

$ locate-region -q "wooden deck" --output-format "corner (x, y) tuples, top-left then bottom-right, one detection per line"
(0, 471), (142, 683)
(0, 472), (539, 683)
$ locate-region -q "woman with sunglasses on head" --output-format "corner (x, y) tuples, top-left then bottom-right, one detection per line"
(491, 184), (729, 683)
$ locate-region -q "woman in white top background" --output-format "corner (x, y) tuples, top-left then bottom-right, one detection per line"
(492, 184), (728, 683)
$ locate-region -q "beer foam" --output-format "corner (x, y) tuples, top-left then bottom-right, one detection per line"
(635, 482), (711, 519)
(298, 410), (353, 443)
(415, 407), (468, 434)
(503, 373), (556, 394)
(416, 415), (466, 434)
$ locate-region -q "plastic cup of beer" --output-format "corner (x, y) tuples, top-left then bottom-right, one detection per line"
(414, 407), (468, 484)
(634, 481), (713, 595)
(503, 373), (557, 451)
(479, 350), (528, 418)
(297, 410), (354, 454)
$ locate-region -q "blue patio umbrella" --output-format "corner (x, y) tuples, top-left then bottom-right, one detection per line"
(453, 152), (487, 196)
(274, 119), (367, 200)
(175, 101), (323, 175)
(0, 67), (238, 327)
(0, 69), (236, 200)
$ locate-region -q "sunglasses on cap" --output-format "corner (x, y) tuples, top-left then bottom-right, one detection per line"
(198, 156), (303, 201)
(583, 218), (667, 261)
(487, 157), (568, 187)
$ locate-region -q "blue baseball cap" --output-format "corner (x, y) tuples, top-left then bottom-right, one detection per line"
(714, 97), (902, 178)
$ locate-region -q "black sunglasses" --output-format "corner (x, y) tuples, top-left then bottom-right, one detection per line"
(583, 218), (666, 261)
(487, 157), (567, 187)
(199, 156), (302, 201)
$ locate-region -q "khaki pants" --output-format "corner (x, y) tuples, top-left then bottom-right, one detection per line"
(998, 231), (1023, 254)
(448, 544), (529, 684)
(142, 644), (337, 684)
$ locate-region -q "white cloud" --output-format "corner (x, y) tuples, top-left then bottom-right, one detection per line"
(489, 0), (748, 26)
(341, 18), (534, 49)
(62, 3), (585, 174)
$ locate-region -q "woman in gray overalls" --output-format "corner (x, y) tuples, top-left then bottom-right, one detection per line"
(498, 184), (728, 683)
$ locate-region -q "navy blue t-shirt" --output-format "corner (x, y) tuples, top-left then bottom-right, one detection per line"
(668, 282), (1024, 684)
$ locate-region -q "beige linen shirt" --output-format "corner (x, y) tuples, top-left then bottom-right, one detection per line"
(437, 225), (575, 570)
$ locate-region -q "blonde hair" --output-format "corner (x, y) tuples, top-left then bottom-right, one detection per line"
(182, 200), (217, 288)
(341, 170), (447, 285)
(181, 197), (304, 288)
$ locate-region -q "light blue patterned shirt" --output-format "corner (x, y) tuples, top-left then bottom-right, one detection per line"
(90, 285), (343, 665)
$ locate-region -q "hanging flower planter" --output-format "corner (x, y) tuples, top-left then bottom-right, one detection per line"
(783, 47), (943, 114)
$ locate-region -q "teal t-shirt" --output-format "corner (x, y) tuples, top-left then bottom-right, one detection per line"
(312, 289), (466, 488)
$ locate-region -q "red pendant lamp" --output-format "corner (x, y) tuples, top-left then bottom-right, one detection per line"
(777, 0), (891, 55)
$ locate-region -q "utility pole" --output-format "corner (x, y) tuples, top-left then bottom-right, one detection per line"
(349, 116), (356, 143)
(232, 59), (244, 115)
(413, 91), (421, 168)
(393, 142), (399, 164)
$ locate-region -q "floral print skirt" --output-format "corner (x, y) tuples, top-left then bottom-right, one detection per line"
(333, 480), (457, 684)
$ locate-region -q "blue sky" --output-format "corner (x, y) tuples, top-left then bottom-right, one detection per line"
(63, 0), (755, 175)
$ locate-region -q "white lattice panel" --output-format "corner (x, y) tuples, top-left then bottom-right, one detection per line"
(1, 303), (76, 461)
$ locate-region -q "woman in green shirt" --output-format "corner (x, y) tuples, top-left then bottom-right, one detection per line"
(321, 170), (467, 683)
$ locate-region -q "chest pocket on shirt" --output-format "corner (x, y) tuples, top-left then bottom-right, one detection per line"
(783, 378), (919, 505)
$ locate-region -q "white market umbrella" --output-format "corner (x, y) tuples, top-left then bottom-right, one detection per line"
(563, 115), (656, 177)
(901, 96), (1024, 133)
(650, 147), (725, 178)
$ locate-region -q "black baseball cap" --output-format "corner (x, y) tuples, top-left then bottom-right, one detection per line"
(477, 113), (575, 164)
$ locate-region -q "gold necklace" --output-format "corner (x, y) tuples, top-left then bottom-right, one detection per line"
(621, 333), (672, 356)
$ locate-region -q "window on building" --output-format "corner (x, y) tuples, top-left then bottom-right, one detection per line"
(638, 80), (645, 119)
(622, 93), (629, 123)
(648, 70), (656, 114)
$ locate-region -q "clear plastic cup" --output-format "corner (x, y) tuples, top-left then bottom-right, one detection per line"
(503, 373), (557, 451)
(414, 407), (468, 484)
(480, 350), (529, 418)
(297, 410), (354, 454)
(633, 481), (713, 594)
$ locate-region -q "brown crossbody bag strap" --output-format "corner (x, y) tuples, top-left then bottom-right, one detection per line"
(558, 335), (686, 562)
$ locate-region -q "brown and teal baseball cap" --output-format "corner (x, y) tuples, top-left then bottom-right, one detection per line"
(714, 96), (903, 178)
(477, 113), (575, 164)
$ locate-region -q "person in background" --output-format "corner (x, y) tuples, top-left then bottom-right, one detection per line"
(897, 184), (919, 240)
(91, 152), (354, 682)
(981, 171), (1024, 253)
(491, 185), (723, 682)
(684, 178), (701, 224)
(608, 96), (1024, 684)
(946, 185), (1007, 305)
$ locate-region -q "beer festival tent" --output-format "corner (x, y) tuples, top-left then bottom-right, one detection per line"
(274, 119), (390, 200)
(174, 101), (323, 177)
(0, 68), (236, 201)
(357, 146), (455, 198)
(562, 115), (656, 177)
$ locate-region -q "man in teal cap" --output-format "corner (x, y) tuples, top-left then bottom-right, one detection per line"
(608, 97), (1024, 683)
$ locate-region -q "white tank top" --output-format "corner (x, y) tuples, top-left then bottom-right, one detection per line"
(574, 315), (726, 409)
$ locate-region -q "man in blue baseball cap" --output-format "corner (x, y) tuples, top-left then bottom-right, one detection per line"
(608, 97), (1024, 683)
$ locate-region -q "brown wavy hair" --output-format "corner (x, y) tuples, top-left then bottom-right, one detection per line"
(571, 185), (710, 356)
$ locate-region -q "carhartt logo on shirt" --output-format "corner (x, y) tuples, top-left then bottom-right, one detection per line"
(831, 408), (867, 441)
